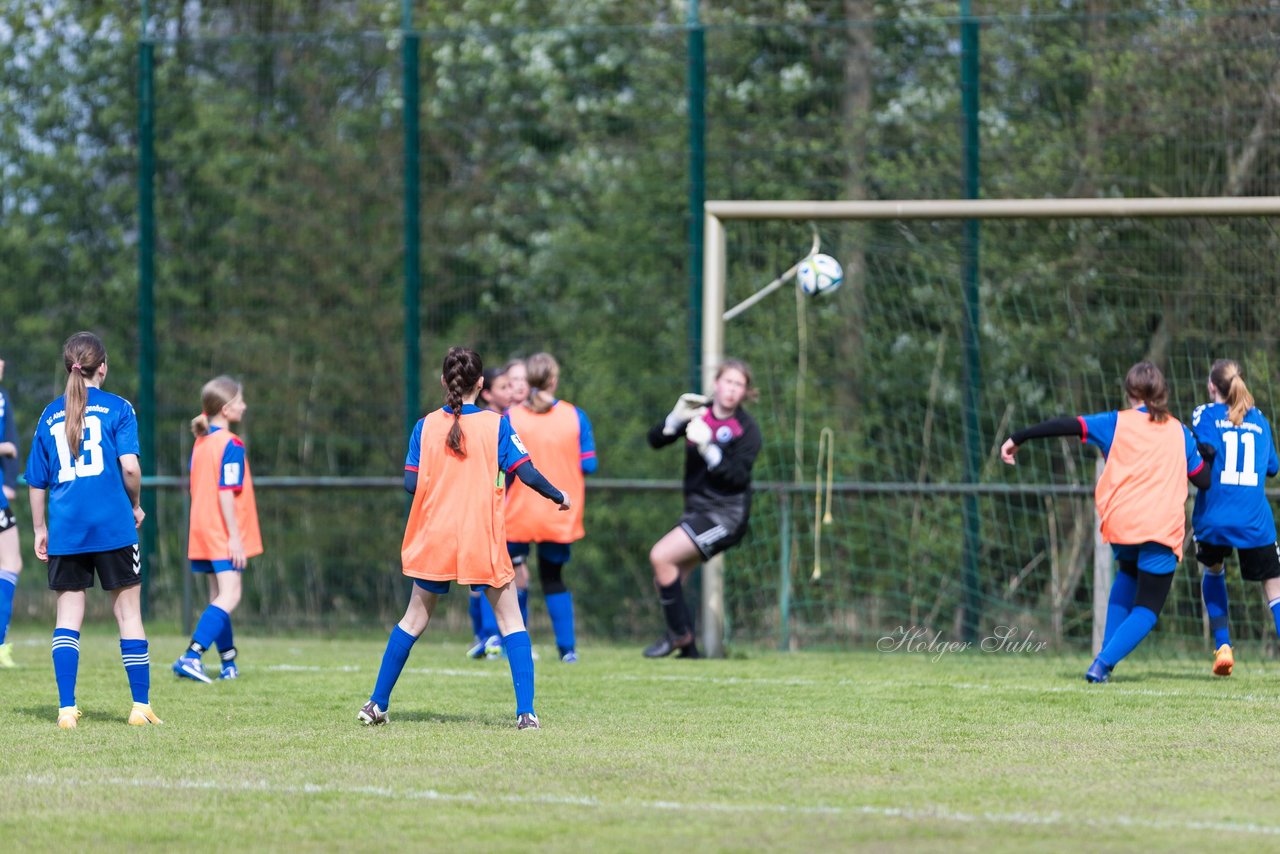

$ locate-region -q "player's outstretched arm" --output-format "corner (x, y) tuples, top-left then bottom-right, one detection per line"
(1001, 416), (1083, 465)
(512, 460), (568, 510)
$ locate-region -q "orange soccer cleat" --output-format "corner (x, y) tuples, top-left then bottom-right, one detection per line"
(1213, 643), (1234, 677)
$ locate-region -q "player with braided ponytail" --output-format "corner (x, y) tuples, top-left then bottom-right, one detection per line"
(358, 347), (569, 730)
(1191, 359), (1280, 677)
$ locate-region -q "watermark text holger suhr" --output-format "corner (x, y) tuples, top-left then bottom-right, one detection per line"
(877, 625), (1049, 662)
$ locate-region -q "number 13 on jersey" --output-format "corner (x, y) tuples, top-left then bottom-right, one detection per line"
(50, 415), (106, 482)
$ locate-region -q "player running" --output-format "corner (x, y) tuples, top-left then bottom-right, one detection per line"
(1190, 359), (1280, 676)
(1002, 361), (1211, 683)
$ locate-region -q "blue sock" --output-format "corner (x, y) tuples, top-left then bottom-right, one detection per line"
(479, 595), (499, 639)
(120, 638), (150, 704)
(370, 625), (417, 711)
(1098, 605), (1159, 668)
(545, 591), (576, 656)
(1269, 597), (1280, 640)
(188, 604), (228, 658)
(216, 613), (236, 662)
(0, 569), (18, 644)
(1201, 569), (1231, 648)
(518, 587), (530, 629)
(52, 628), (80, 708)
(502, 630), (535, 716)
(1103, 571), (1138, 649)
(468, 592), (484, 639)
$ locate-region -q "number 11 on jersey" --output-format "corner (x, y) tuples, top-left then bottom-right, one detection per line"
(1219, 430), (1258, 487)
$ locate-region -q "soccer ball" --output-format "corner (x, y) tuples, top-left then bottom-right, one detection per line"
(796, 253), (843, 296)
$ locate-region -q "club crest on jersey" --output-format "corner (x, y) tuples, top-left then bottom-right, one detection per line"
(715, 425), (734, 444)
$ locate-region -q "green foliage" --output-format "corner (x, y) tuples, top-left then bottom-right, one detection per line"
(6, 3), (1280, 643)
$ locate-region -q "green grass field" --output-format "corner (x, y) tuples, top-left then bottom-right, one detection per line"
(2, 626), (1279, 852)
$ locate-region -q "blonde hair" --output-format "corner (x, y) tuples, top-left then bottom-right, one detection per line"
(191, 376), (243, 437)
(524, 352), (560, 415)
(62, 332), (107, 457)
(1210, 359), (1255, 427)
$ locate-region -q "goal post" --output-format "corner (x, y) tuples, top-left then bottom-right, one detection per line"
(700, 196), (1280, 659)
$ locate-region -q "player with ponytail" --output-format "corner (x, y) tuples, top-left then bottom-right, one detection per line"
(1190, 359), (1280, 676)
(1002, 361), (1211, 683)
(24, 332), (161, 727)
(358, 347), (569, 730)
(505, 352), (598, 663)
(172, 376), (262, 684)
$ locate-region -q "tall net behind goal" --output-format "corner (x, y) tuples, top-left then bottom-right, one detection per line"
(705, 199), (1280, 661)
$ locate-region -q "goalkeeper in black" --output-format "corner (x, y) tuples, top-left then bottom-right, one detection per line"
(643, 359), (762, 659)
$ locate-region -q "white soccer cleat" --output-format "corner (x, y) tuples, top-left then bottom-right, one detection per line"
(358, 700), (387, 726)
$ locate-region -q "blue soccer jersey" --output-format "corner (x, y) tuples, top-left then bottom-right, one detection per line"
(24, 388), (142, 554)
(1191, 402), (1279, 548)
(404, 404), (530, 474)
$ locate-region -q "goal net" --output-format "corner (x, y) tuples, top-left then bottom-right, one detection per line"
(701, 197), (1280, 662)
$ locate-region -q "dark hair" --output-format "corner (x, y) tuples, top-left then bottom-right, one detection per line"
(192, 376), (243, 437)
(443, 347), (484, 457)
(1210, 359), (1254, 427)
(717, 357), (760, 404)
(62, 332), (108, 457)
(479, 366), (508, 413)
(1124, 361), (1169, 423)
(524, 352), (559, 415)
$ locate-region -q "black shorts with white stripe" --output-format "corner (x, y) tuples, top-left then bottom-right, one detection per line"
(48, 544), (143, 591)
(1195, 539), (1280, 582)
(679, 510), (748, 560)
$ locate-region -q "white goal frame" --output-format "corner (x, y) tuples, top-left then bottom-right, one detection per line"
(700, 195), (1280, 658)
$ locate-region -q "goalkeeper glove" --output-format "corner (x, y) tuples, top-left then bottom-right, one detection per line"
(684, 417), (723, 468)
(663, 393), (710, 435)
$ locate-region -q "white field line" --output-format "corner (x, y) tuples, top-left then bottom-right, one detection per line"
(20, 774), (1280, 837)
(265, 664), (499, 678)
(258, 664), (1279, 701)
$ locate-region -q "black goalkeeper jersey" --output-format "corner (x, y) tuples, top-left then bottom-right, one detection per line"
(648, 406), (762, 516)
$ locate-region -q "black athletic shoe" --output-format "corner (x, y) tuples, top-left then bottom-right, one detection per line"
(643, 635), (676, 658)
(676, 641), (702, 659)
(643, 631), (695, 658)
